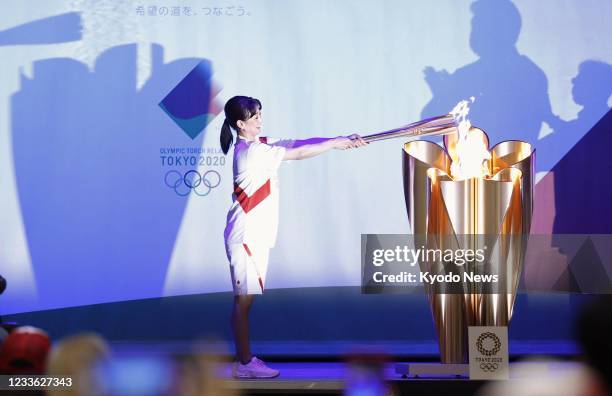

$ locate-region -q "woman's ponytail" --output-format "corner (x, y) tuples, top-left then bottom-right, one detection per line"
(220, 118), (233, 155)
(221, 96), (262, 155)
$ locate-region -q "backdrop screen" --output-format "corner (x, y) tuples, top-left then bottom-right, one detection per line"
(1, 0), (611, 314)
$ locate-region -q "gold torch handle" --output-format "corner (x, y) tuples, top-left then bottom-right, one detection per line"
(360, 114), (458, 143)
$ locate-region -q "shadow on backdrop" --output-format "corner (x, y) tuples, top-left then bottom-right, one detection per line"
(549, 61), (612, 234)
(524, 62), (612, 318)
(8, 14), (214, 308)
(420, 0), (612, 336)
(537, 61), (612, 173)
(421, 0), (557, 168)
(0, 12), (82, 46)
(530, 61), (612, 262)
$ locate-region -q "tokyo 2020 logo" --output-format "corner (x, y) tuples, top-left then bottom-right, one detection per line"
(476, 331), (502, 373)
(476, 332), (501, 356)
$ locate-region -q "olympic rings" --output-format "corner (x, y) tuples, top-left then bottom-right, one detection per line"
(479, 362), (499, 372)
(164, 169), (221, 196)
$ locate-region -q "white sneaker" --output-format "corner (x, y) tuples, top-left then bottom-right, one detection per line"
(232, 357), (280, 379)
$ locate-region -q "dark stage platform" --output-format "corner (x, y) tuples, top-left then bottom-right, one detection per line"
(220, 361), (579, 395)
(104, 342), (581, 396)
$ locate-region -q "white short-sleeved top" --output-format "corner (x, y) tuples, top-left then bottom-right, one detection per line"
(224, 136), (295, 247)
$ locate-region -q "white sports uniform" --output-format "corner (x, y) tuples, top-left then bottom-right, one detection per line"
(224, 136), (294, 295)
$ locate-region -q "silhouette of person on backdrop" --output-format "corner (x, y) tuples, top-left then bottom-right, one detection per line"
(421, 0), (557, 154)
(539, 60), (612, 171)
(10, 40), (214, 307)
(565, 61), (612, 133)
(537, 61), (612, 298)
(549, 60), (612, 234)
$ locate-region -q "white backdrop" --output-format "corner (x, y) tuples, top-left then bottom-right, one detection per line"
(0, 0), (610, 313)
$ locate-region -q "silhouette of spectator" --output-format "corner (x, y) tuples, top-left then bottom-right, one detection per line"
(0, 275), (5, 323)
(421, 0), (557, 156)
(477, 359), (607, 396)
(0, 326), (51, 374)
(46, 333), (109, 396)
(477, 297), (612, 396)
(576, 296), (612, 394)
(177, 352), (241, 396)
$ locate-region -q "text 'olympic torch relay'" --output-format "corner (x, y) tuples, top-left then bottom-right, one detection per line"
(402, 107), (534, 363)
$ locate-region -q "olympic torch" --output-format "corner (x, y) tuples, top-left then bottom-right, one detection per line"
(359, 114), (458, 143)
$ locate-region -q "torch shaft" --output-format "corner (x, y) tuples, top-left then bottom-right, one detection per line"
(360, 114), (458, 143)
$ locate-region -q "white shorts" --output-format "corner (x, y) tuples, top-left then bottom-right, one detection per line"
(225, 243), (270, 295)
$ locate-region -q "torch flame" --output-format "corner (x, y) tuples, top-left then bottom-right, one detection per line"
(448, 97), (491, 180)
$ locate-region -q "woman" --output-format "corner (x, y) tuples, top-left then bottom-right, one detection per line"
(221, 95), (366, 378)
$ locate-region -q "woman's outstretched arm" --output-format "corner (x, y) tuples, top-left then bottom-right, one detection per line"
(283, 135), (366, 161)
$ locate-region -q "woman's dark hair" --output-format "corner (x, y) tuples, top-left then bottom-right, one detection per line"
(220, 96), (262, 154)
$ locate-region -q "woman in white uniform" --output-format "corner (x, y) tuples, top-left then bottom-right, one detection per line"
(221, 96), (366, 378)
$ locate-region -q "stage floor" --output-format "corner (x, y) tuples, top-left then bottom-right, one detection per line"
(110, 340), (577, 358)
(104, 342), (584, 395)
(218, 361), (584, 395)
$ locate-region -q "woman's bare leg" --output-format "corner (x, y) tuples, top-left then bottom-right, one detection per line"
(231, 294), (254, 364)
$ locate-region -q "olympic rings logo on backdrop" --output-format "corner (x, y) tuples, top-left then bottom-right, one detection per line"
(164, 170), (221, 196)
